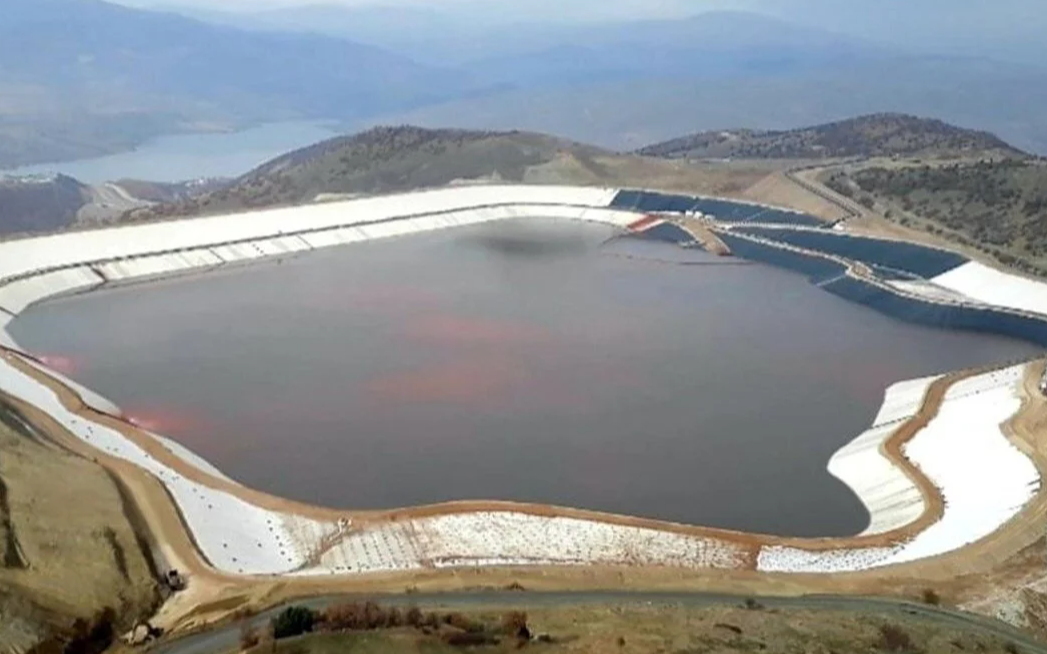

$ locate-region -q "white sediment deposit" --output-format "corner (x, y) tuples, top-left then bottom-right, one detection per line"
(0, 184), (1042, 578)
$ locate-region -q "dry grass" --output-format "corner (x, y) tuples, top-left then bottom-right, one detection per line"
(249, 604), (1024, 654)
(0, 400), (158, 624)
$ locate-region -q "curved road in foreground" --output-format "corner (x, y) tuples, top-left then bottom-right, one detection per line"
(154, 592), (1046, 654)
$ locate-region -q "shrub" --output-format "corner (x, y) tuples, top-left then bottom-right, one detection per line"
(921, 589), (941, 606)
(239, 623), (260, 650)
(271, 606), (316, 640)
(444, 612), (483, 633)
(405, 606), (424, 628)
(878, 623), (913, 652)
(501, 612), (530, 640)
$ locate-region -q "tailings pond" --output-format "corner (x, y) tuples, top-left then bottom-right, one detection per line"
(9, 219), (1041, 536)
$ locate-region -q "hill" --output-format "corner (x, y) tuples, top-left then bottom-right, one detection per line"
(0, 0), (475, 168)
(0, 175), (88, 236)
(824, 159), (1047, 275)
(127, 126), (777, 220)
(371, 59), (1047, 155)
(637, 114), (1029, 161)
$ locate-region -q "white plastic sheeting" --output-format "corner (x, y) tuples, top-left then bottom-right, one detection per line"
(828, 376), (938, 536)
(304, 512), (747, 576)
(19, 356), (122, 417)
(0, 267), (102, 315)
(0, 352), (339, 575)
(881, 365), (1039, 566)
(151, 432), (236, 484)
(757, 545), (900, 574)
(888, 280), (973, 305)
(0, 186), (619, 284)
(759, 364), (1039, 573)
(932, 261), (1047, 316)
(0, 188), (631, 329)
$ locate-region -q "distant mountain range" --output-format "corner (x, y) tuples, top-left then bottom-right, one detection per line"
(371, 58), (1047, 155)
(3, 0), (1047, 170)
(0, 0), (482, 167)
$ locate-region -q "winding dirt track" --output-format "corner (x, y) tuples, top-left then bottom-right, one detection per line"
(3, 347), (1045, 633)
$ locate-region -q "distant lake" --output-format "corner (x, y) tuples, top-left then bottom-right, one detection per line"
(1, 121), (339, 184)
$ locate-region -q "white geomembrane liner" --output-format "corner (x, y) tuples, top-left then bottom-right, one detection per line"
(151, 432), (236, 484)
(417, 512), (747, 569)
(761, 364), (1039, 573)
(933, 261), (1047, 316)
(882, 364), (1039, 566)
(299, 511), (748, 576)
(0, 353), (338, 575)
(828, 375), (938, 536)
(888, 280), (973, 305)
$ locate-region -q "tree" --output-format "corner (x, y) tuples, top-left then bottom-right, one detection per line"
(271, 606), (316, 640)
(405, 606), (424, 628)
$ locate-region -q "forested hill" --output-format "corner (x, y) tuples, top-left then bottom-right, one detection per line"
(638, 114), (1028, 161)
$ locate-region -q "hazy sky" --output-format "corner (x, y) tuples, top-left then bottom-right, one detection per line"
(116, 0), (1047, 50)
(119, 0), (740, 20)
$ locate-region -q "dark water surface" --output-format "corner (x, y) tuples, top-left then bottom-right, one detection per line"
(10, 219), (1041, 536)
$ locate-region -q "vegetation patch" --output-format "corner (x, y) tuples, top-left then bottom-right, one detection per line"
(826, 160), (1047, 274)
(638, 114), (1026, 161)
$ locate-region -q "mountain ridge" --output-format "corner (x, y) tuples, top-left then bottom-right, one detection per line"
(637, 113), (1028, 160)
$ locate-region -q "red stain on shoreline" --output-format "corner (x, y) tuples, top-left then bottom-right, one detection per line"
(124, 404), (208, 435)
(33, 354), (79, 375)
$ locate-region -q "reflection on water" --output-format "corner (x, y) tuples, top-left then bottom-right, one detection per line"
(9, 219), (1041, 536)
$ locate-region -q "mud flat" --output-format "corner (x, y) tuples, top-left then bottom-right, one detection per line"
(0, 185), (1045, 591)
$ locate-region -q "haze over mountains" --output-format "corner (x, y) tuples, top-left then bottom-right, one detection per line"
(2, 0), (1047, 169)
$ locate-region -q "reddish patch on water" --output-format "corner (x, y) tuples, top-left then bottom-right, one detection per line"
(401, 314), (551, 346)
(123, 404), (208, 435)
(365, 357), (529, 407)
(33, 353), (79, 375)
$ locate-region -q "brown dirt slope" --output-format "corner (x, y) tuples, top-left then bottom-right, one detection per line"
(0, 397), (159, 651)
